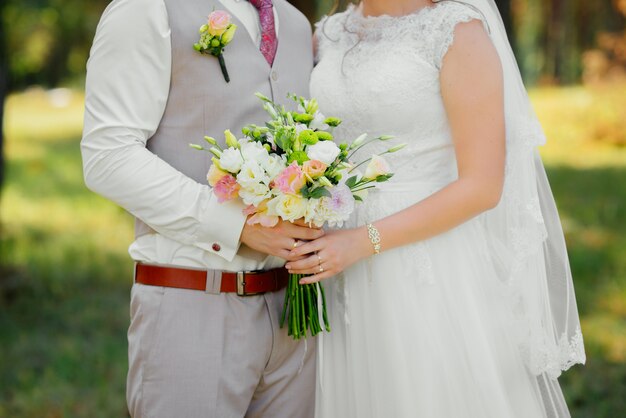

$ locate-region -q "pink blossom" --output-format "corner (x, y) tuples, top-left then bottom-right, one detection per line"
(213, 174), (240, 203)
(207, 11), (231, 36)
(273, 162), (306, 195)
(302, 160), (327, 179)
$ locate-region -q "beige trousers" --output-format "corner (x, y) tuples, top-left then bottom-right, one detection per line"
(127, 283), (316, 418)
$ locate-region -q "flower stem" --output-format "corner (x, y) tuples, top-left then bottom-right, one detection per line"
(218, 54), (230, 83)
(347, 137), (381, 160)
(281, 274), (330, 340)
(348, 157), (373, 174)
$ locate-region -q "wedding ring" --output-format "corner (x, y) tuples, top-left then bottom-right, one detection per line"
(319, 265), (324, 273)
(293, 240), (299, 249)
(317, 253), (322, 264)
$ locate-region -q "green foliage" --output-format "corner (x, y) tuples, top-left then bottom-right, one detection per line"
(3, 0), (110, 89)
(0, 89), (133, 416)
(300, 184), (331, 199)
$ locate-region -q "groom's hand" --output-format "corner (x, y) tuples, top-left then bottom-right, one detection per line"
(240, 220), (324, 261)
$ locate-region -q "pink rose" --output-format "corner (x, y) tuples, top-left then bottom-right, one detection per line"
(213, 174), (240, 203)
(302, 160), (327, 179)
(207, 10), (231, 36)
(273, 162), (306, 195)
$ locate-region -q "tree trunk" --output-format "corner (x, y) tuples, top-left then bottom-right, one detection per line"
(0, 0), (7, 192)
(495, 0), (515, 45)
(513, 0), (545, 85)
(287, 0), (317, 21)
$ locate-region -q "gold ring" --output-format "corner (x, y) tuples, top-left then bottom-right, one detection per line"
(293, 240), (299, 249)
(317, 253), (322, 264)
(319, 266), (324, 273)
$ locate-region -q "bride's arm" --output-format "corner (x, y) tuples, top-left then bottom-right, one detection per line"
(287, 20), (505, 283)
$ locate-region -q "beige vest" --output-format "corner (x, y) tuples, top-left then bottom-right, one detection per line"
(136, 0), (314, 238)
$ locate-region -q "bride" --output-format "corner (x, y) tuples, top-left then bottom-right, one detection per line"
(286, 0), (586, 417)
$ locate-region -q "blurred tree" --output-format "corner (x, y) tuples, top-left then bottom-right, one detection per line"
(512, 0), (544, 85)
(5, 0), (108, 88)
(495, 0), (514, 47)
(0, 0), (7, 191)
(288, 0), (315, 20)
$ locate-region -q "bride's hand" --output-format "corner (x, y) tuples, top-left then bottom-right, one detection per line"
(285, 227), (373, 284)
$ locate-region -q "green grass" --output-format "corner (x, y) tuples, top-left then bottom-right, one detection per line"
(1, 84), (626, 417)
(1, 88), (133, 417)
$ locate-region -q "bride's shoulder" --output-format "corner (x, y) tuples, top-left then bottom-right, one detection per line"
(430, 1), (487, 30)
(426, 1), (489, 68)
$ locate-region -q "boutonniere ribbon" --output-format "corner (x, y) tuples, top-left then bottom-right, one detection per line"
(194, 11), (238, 83)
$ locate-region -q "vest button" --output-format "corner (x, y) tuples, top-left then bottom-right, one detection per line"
(271, 71), (278, 81)
(212, 243), (221, 252)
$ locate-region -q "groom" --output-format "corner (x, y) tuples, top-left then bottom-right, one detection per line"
(81, 0), (317, 416)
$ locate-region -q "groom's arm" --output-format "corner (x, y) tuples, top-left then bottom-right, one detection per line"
(82, 0), (320, 264)
(82, 0), (246, 261)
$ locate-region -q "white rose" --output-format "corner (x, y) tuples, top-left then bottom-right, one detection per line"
(267, 194), (308, 222)
(262, 154), (287, 180)
(237, 160), (270, 188)
(239, 183), (272, 206)
(219, 148), (244, 173)
(241, 141), (269, 163)
(364, 155), (391, 180)
(306, 141), (341, 165)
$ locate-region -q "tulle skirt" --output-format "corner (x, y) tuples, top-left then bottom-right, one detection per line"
(315, 188), (571, 418)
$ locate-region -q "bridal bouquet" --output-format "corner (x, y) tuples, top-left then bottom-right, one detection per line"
(191, 93), (404, 339)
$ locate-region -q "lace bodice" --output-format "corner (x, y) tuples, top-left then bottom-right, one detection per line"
(311, 2), (484, 190)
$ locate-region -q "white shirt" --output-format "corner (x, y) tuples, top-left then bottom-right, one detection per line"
(81, 0), (283, 272)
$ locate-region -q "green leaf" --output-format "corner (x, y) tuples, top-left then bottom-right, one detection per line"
(345, 175), (359, 189)
(309, 187), (332, 199)
(375, 174), (394, 182)
(353, 194), (363, 202)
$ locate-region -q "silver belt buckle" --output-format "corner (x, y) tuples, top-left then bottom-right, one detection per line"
(236, 271), (260, 296)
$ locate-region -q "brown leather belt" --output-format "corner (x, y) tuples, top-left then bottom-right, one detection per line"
(134, 263), (289, 296)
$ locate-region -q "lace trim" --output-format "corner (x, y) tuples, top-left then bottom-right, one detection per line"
(316, 2), (486, 69)
(523, 327), (586, 379)
(435, 6), (485, 68)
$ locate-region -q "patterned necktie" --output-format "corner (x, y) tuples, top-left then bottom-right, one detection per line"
(249, 0), (278, 66)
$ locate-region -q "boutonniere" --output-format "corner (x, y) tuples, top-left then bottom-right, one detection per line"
(193, 11), (238, 83)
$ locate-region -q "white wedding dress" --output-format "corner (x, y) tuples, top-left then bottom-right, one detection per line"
(310, 2), (585, 418)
